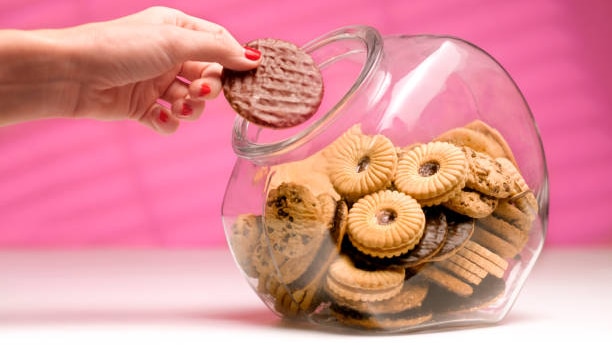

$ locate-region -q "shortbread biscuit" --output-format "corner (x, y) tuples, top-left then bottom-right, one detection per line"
(417, 264), (474, 297)
(222, 38), (323, 129)
(395, 141), (468, 207)
(347, 190), (426, 258)
(457, 241), (508, 278)
(471, 225), (521, 259)
(477, 215), (529, 252)
(437, 259), (484, 285)
(424, 275), (506, 314)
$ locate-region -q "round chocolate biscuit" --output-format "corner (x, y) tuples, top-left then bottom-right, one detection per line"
(222, 38), (324, 129)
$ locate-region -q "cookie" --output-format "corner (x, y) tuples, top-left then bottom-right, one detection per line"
(429, 210), (475, 261)
(493, 197), (535, 232)
(222, 38), (323, 129)
(332, 278), (430, 315)
(264, 195), (346, 317)
(327, 125), (398, 201)
(395, 141), (468, 207)
(434, 126), (506, 160)
(267, 150), (340, 200)
(496, 157), (539, 221)
(394, 207), (448, 267)
(463, 147), (518, 198)
(330, 199), (349, 251)
(423, 275), (506, 314)
(329, 278), (432, 330)
(330, 303), (433, 331)
(437, 259), (484, 286)
(471, 225), (522, 259)
(447, 253), (488, 280)
(465, 120), (518, 167)
(272, 239), (337, 316)
(325, 255), (405, 302)
(264, 182), (332, 259)
(347, 190), (426, 258)
(264, 183), (338, 287)
(417, 264), (474, 297)
(228, 214), (263, 278)
(457, 241), (508, 279)
(477, 215), (529, 253)
(442, 188), (498, 218)
(259, 264), (324, 318)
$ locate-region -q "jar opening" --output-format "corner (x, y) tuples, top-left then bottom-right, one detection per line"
(232, 25), (383, 164)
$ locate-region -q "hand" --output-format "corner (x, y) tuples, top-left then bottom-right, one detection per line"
(0, 6), (261, 134)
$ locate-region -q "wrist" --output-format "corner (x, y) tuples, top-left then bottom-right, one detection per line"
(0, 29), (79, 125)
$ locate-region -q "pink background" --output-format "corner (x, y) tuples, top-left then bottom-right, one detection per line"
(0, 0), (610, 249)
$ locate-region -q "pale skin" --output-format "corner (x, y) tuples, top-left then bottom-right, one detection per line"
(0, 6), (261, 134)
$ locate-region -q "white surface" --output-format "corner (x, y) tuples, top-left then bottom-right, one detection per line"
(0, 246), (610, 344)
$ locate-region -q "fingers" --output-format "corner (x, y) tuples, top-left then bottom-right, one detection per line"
(180, 62), (223, 100)
(140, 103), (180, 135)
(160, 77), (206, 118)
(167, 9), (262, 71)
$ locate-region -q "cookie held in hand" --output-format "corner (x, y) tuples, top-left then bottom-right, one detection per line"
(222, 38), (324, 129)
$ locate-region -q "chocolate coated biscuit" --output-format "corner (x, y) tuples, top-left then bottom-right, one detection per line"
(222, 38), (324, 129)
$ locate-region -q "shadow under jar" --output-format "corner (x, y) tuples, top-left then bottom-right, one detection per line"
(221, 25), (549, 334)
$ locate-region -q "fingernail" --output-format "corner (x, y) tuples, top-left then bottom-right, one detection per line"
(159, 110), (169, 123)
(181, 103), (193, 116)
(199, 84), (211, 97)
(244, 46), (261, 61)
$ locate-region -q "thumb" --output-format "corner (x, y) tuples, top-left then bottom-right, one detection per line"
(169, 26), (261, 71)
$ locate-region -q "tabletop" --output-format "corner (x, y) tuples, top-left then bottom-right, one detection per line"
(1, 246), (610, 344)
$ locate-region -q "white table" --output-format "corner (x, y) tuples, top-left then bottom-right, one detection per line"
(1, 246), (610, 344)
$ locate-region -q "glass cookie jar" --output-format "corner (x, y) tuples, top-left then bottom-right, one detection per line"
(221, 25), (549, 333)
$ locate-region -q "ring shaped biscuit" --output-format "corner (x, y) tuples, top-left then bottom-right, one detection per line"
(395, 142), (468, 207)
(328, 126), (398, 201)
(325, 255), (405, 302)
(347, 190), (426, 259)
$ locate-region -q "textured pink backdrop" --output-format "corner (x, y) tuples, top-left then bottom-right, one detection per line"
(0, 0), (610, 248)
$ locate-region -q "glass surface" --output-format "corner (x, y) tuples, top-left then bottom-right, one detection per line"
(221, 25), (548, 333)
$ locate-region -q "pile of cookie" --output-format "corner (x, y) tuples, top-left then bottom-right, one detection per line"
(228, 120), (539, 331)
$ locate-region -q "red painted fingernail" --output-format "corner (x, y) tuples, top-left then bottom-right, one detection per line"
(181, 103), (193, 116)
(244, 46), (261, 61)
(199, 84), (211, 97)
(159, 110), (169, 123)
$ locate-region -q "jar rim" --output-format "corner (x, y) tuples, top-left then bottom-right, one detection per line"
(231, 25), (384, 163)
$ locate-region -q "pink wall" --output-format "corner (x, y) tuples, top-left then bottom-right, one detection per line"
(0, 0), (610, 248)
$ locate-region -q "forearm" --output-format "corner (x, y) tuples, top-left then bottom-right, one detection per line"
(0, 29), (79, 126)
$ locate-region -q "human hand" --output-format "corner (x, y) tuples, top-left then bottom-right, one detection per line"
(0, 6), (261, 134)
